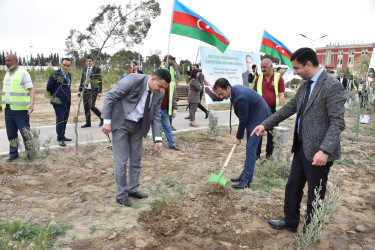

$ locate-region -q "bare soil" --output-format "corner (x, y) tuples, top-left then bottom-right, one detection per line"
(0, 82), (375, 249)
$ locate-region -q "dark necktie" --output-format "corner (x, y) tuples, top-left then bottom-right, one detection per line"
(298, 80), (313, 141)
(229, 98), (233, 134)
(140, 90), (152, 138)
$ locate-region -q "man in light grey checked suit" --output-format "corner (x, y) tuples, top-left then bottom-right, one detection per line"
(252, 48), (345, 233)
(101, 69), (171, 207)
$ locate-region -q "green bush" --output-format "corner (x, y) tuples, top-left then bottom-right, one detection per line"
(0, 219), (71, 249)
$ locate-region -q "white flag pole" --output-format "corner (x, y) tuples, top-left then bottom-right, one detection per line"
(166, 0), (176, 61)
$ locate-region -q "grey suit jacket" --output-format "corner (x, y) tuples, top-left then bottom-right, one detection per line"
(262, 70), (346, 162)
(242, 70), (250, 86)
(101, 74), (164, 138)
(188, 78), (201, 103)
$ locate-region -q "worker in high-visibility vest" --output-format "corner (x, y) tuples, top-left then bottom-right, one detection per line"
(347, 74), (357, 104)
(253, 58), (286, 160)
(248, 64), (259, 88)
(160, 55), (180, 131)
(1, 54), (35, 162)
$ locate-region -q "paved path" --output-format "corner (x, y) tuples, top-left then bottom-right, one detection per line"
(0, 110), (238, 155)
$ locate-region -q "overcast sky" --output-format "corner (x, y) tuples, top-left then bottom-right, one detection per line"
(1, 0), (374, 64)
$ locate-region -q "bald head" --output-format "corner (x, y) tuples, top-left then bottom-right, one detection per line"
(5, 54), (18, 72)
(261, 58), (273, 77)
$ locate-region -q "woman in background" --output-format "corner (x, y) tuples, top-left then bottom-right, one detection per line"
(188, 69), (201, 127)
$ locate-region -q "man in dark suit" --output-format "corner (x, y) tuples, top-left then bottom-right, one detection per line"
(47, 58), (73, 147)
(337, 71), (348, 89)
(242, 55), (253, 86)
(78, 56), (103, 128)
(101, 69), (171, 207)
(214, 78), (271, 189)
(252, 48), (345, 233)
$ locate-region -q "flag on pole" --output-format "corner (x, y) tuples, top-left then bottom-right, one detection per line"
(260, 30), (293, 69)
(369, 49), (375, 70)
(171, 0), (230, 53)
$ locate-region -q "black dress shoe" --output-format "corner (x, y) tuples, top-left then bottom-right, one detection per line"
(230, 173), (244, 182)
(232, 180), (250, 189)
(26, 155), (33, 162)
(205, 111), (210, 119)
(59, 140), (66, 147)
(128, 191), (148, 199)
(185, 116), (190, 119)
(169, 145), (180, 151)
(267, 219), (297, 232)
(99, 119), (104, 127)
(7, 155), (19, 162)
(64, 137), (72, 141)
(81, 123), (91, 128)
(116, 197), (132, 207)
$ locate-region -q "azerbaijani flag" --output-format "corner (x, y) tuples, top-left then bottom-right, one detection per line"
(171, 0), (230, 53)
(260, 30), (293, 69)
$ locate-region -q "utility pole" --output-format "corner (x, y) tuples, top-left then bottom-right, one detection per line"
(26, 45), (33, 69)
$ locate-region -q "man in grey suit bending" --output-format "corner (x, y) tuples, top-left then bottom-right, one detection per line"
(252, 48), (345, 233)
(101, 69), (171, 207)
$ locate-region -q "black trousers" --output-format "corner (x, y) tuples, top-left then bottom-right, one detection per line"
(83, 89), (102, 124)
(283, 140), (332, 229)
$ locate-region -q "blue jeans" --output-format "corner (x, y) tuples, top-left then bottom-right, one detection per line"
(5, 105), (30, 157)
(242, 125), (262, 182)
(160, 109), (175, 147)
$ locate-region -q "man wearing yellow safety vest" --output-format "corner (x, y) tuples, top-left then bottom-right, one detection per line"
(347, 74), (357, 104)
(248, 64), (259, 89)
(160, 55), (180, 131)
(253, 58), (286, 160)
(1, 54), (35, 162)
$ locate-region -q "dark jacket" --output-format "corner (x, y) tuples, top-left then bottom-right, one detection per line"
(231, 85), (271, 139)
(79, 66), (102, 94)
(337, 77), (348, 89)
(46, 69), (72, 105)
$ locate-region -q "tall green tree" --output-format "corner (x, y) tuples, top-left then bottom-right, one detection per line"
(261, 54), (281, 64)
(65, 1), (161, 65)
(0, 51), (4, 65)
(144, 53), (161, 73)
(179, 59), (192, 74)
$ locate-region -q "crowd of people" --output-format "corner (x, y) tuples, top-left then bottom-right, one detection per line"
(1, 47), (374, 237)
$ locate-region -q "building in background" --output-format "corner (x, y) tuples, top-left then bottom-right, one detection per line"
(316, 43), (374, 74)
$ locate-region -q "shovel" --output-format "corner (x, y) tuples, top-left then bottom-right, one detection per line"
(208, 143), (237, 186)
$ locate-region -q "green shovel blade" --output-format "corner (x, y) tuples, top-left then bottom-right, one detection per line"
(208, 169), (228, 186)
